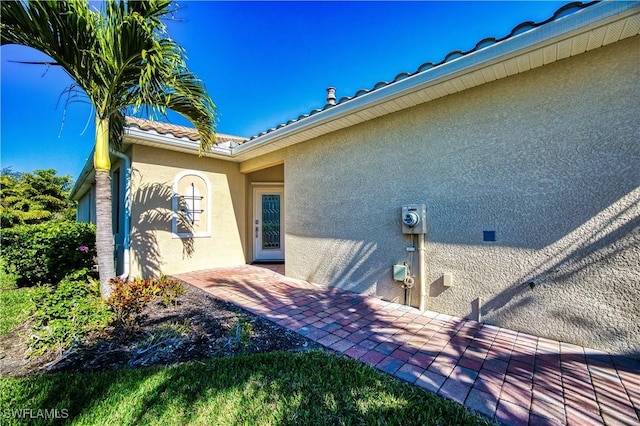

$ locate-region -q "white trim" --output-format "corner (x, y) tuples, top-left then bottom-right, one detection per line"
(125, 131), (233, 160)
(231, 2), (639, 160)
(172, 170), (212, 239)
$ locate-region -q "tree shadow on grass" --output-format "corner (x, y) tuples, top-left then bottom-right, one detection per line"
(1, 351), (490, 426)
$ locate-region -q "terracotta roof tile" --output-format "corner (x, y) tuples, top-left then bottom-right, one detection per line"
(125, 116), (246, 145)
(124, 2), (599, 146)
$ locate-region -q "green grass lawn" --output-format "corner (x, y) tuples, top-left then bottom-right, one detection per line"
(0, 350), (491, 426)
(0, 259), (41, 336)
(0, 288), (35, 336)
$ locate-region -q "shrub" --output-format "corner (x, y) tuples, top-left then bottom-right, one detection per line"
(106, 278), (157, 331)
(0, 221), (96, 287)
(1, 211), (17, 228)
(106, 277), (186, 332)
(30, 269), (112, 355)
(228, 317), (253, 351)
(155, 275), (186, 307)
(0, 257), (47, 336)
(0, 257), (18, 290)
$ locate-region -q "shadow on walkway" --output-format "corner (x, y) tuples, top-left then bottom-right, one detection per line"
(175, 265), (640, 426)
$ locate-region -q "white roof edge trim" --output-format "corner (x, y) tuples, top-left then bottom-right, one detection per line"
(72, 125), (238, 199)
(125, 127), (234, 158)
(231, 1), (639, 157)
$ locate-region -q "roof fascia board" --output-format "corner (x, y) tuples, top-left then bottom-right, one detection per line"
(232, 1), (638, 158)
(70, 147), (135, 200)
(72, 127), (236, 198)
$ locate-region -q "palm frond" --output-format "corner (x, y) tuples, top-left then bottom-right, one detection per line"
(1, 0), (216, 152)
(109, 110), (125, 151)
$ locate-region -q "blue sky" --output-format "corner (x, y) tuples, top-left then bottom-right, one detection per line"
(1, 1), (569, 178)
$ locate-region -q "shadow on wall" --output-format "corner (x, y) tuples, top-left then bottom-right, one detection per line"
(130, 171), (195, 278)
(290, 235), (384, 296)
(521, 191), (638, 286)
(479, 187), (640, 355)
(287, 185), (639, 353)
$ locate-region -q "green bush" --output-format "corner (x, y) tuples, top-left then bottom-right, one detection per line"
(0, 257), (18, 290)
(228, 317), (253, 351)
(0, 258), (47, 336)
(30, 269), (112, 355)
(0, 221), (96, 287)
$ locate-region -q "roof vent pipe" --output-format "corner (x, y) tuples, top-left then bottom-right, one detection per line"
(326, 87), (336, 106)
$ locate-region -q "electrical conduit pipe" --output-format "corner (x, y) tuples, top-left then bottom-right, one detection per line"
(418, 233), (427, 311)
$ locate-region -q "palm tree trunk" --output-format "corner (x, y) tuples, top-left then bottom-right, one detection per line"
(95, 116), (115, 298)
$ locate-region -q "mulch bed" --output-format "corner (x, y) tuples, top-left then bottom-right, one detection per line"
(0, 283), (321, 377)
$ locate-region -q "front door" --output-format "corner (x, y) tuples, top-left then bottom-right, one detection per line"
(253, 186), (284, 262)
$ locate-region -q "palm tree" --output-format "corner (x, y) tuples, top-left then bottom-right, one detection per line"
(1, 0), (216, 297)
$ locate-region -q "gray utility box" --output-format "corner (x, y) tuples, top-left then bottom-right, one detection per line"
(401, 204), (427, 234)
(393, 264), (409, 281)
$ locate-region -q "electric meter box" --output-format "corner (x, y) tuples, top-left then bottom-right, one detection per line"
(402, 204), (427, 234)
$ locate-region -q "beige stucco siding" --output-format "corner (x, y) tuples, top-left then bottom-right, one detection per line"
(283, 36), (640, 356)
(129, 144), (246, 277)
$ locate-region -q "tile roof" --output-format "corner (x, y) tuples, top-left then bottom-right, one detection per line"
(247, 1), (598, 141)
(124, 2), (601, 147)
(124, 116), (246, 145)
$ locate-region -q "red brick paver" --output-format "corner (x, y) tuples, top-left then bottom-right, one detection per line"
(175, 265), (640, 426)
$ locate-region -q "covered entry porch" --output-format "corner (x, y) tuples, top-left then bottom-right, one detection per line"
(243, 162), (285, 264)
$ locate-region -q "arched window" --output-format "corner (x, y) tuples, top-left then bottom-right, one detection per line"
(172, 171), (211, 238)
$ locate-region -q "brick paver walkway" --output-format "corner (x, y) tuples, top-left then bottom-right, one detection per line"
(174, 265), (640, 426)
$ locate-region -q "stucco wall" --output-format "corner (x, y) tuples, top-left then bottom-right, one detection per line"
(129, 144), (246, 277)
(283, 36), (640, 356)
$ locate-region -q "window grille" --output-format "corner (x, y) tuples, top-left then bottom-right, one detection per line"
(180, 182), (204, 225)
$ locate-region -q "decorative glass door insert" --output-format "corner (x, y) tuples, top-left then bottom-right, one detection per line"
(261, 194), (281, 250)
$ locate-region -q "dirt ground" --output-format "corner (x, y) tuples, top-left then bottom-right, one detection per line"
(0, 283), (320, 377)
